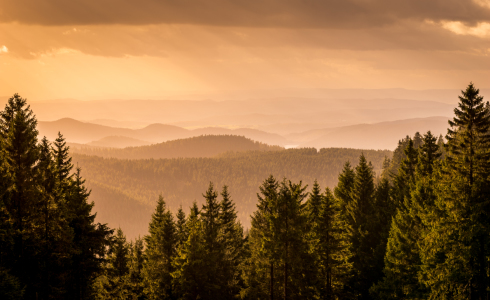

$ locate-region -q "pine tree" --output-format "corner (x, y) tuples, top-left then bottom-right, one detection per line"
(0, 94), (42, 298)
(346, 154), (378, 299)
(334, 162), (355, 222)
(218, 185), (244, 298)
(171, 203), (207, 300)
(127, 238), (145, 299)
(421, 83), (490, 299)
(97, 228), (131, 299)
(200, 182), (225, 298)
(52, 132), (73, 188)
(66, 168), (113, 300)
(391, 139), (418, 209)
(317, 188), (352, 299)
(175, 206), (187, 249)
(242, 175), (280, 299)
(143, 196), (177, 299)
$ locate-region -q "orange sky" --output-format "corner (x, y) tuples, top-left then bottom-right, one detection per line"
(1, 0), (490, 100)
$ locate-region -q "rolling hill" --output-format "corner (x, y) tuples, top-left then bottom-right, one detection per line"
(71, 135), (283, 159)
(73, 147), (392, 239)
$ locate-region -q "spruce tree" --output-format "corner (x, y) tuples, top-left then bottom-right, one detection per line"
(127, 238), (145, 299)
(200, 182), (224, 298)
(97, 228), (131, 299)
(346, 154), (377, 299)
(66, 168), (113, 300)
(218, 185), (244, 298)
(171, 202), (207, 300)
(334, 162), (355, 222)
(143, 196), (177, 299)
(242, 175), (280, 299)
(0, 94), (42, 298)
(175, 206), (187, 249)
(421, 83), (490, 299)
(317, 188), (352, 299)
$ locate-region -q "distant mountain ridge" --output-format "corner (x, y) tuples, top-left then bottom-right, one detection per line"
(37, 118), (290, 146)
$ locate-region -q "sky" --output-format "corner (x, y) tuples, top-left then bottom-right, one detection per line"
(1, 0), (490, 100)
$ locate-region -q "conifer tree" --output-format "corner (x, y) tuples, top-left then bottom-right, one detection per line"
(96, 228), (131, 299)
(421, 83), (490, 299)
(171, 202), (207, 300)
(200, 182), (225, 298)
(175, 206), (187, 249)
(242, 175), (280, 299)
(143, 196), (177, 299)
(317, 188), (352, 299)
(218, 185), (244, 298)
(346, 154), (378, 299)
(66, 168), (113, 300)
(334, 162), (355, 222)
(127, 238), (145, 299)
(390, 139), (418, 209)
(0, 94), (42, 298)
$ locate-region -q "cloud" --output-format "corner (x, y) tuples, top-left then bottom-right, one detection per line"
(441, 21), (490, 38)
(1, 0), (490, 28)
(0, 45), (7, 53)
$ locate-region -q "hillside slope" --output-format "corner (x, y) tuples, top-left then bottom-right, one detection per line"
(73, 147), (392, 239)
(71, 135), (283, 159)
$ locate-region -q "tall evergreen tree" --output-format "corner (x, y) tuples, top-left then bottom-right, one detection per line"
(316, 188), (352, 299)
(0, 94), (42, 298)
(143, 196), (177, 300)
(421, 83), (490, 299)
(96, 228), (131, 299)
(175, 206), (187, 249)
(127, 238), (145, 299)
(334, 162), (355, 222)
(218, 185), (244, 298)
(171, 202), (207, 300)
(66, 168), (113, 300)
(346, 154), (378, 299)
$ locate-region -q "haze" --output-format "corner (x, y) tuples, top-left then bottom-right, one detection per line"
(1, 0), (490, 100)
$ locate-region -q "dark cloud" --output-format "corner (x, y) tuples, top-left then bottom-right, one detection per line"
(1, 0), (490, 28)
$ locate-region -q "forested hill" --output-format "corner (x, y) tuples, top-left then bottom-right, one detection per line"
(72, 147), (392, 239)
(69, 135), (283, 159)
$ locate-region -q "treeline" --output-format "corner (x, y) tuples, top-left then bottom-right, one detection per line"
(69, 135), (283, 159)
(0, 95), (112, 299)
(72, 147), (391, 238)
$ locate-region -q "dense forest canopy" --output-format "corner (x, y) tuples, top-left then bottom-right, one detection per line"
(1, 83), (490, 300)
(71, 147), (391, 238)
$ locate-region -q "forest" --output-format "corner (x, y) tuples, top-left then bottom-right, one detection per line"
(72, 146), (392, 239)
(1, 83), (489, 300)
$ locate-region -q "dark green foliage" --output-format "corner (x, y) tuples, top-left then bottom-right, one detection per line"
(0, 94), (113, 299)
(218, 186), (244, 298)
(66, 168), (113, 300)
(345, 154), (378, 299)
(70, 147), (390, 238)
(143, 196), (177, 299)
(316, 188), (352, 299)
(175, 206), (187, 249)
(420, 83), (490, 299)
